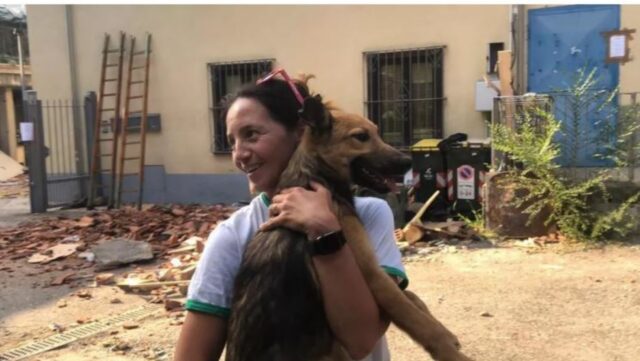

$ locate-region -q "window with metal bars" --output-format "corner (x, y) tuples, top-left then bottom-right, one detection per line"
(365, 47), (444, 149)
(209, 59), (273, 153)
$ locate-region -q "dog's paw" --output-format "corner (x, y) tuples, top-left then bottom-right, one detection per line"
(436, 327), (461, 350)
(426, 345), (474, 361)
(393, 228), (405, 242)
(425, 331), (474, 361)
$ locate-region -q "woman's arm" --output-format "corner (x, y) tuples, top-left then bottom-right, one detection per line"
(312, 244), (391, 359)
(174, 312), (227, 361)
(261, 182), (391, 359)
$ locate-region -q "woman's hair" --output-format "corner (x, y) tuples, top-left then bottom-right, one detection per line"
(221, 77), (311, 132)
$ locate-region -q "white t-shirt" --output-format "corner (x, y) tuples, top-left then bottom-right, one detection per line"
(187, 193), (408, 361)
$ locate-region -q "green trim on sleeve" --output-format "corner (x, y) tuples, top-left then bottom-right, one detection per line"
(185, 300), (231, 318)
(260, 192), (271, 207)
(382, 265), (409, 290)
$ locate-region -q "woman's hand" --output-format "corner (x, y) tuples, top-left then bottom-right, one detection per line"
(260, 181), (341, 239)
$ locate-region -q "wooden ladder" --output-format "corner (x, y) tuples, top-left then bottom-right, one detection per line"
(87, 32), (126, 209)
(115, 33), (152, 210)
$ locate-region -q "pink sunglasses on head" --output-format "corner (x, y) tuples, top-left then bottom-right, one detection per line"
(256, 68), (305, 106)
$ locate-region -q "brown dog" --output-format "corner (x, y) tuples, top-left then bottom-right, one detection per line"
(226, 83), (473, 361)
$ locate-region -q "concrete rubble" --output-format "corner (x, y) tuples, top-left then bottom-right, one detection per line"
(92, 238), (154, 270)
(0, 203), (236, 310)
(0, 173), (28, 198)
(0, 150), (23, 182)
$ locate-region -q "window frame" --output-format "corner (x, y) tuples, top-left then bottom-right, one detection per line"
(208, 59), (274, 154)
(364, 47), (445, 150)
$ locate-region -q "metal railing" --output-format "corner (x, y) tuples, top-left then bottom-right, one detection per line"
(25, 91), (94, 212)
(492, 92), (640, 181)
(618, 92), (640, 181)
(40, 98), (89, 208)
(492, 94), (553, 132)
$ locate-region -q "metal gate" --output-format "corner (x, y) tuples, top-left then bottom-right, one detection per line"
(25, 90), (95, 212)
(528, 4), (620, 167)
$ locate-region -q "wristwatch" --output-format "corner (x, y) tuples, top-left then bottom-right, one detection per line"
(309, 229), (346, 256)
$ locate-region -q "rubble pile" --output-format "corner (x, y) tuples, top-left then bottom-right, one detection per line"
(109, 237), (204, 321)
(0, 204), (234, 264)
(395, 219), (490, 258)
(0, 173), (28, 198)
(0, 204), (237, 324)
(397, 220), (484, 243)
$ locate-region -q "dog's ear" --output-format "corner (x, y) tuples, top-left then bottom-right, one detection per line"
(296, 73), (315, 87)
(299, 94), (332, 133)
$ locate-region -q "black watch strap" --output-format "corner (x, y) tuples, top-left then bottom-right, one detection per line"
(309, 230), (346, 256)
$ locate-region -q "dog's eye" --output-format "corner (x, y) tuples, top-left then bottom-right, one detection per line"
(352, 132), (370, 142)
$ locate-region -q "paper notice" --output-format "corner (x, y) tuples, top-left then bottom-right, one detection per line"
(20, 122), (33, 142)
(609, 35), (626, 58)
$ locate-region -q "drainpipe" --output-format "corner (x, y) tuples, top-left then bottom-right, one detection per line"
(13, 28), (26, 97)
(65, 5), (79, 104)
(65, 5), (88, 195)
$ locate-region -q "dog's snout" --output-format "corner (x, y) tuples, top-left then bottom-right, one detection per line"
(399, 154), (411, 168)
(371, 150), (412, 176)
(393, 154), (412, 174)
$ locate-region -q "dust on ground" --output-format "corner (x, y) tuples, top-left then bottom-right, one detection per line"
(1, 242), (639, 361)
(2, 175), (639, 360)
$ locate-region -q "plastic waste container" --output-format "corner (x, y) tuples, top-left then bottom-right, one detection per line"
(444, 141), (491, 216)
(409, 139), (449, 221)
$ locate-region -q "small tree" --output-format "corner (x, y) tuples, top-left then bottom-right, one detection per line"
(597, 98), (640, 181)
(491, 107), (640, 241)
(554, 67), (617, 170)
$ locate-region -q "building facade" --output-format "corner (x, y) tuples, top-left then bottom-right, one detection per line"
(25, 5), (640, 203)
(0, 5), (30, 165)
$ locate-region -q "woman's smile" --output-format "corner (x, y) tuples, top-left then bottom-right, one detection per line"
(226, 97), (301, 195)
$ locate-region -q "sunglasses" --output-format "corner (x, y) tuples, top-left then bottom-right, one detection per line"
(256, 68), (305, 106)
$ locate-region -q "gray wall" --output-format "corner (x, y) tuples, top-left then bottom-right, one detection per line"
(116, 165), (251, 205)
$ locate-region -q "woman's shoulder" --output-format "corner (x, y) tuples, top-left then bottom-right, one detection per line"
(354, 196), (392, 211)
(214, 195), (268, 241)
(227, 193), (267, 218)
(353, 196), (393, 222)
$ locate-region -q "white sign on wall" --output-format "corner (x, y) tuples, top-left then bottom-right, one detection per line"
(609, 34), (626, 58)
(20, 122), (33, 142)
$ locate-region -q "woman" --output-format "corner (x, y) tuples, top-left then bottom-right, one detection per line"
(174, 73), (408, 361)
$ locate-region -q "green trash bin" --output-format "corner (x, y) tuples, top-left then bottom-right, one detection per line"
(410, 139), (449, 221)
(444, 141), (491, 216)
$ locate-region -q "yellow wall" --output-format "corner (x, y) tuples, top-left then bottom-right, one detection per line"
(27, 5), (73, 101)
(27, 5), (510, 174)
(621, 5), (640, 94)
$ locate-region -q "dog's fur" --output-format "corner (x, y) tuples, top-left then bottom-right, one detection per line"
(225, 84), (473, 361)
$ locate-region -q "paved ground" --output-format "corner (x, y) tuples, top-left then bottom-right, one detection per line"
(1, 241), (639, 361)
(0, 195), (90, 229)
(1, 177), (639, 361)
(388, 244), (640, 361)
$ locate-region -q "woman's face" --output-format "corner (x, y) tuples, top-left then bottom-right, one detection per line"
(226, 97), (301, 196)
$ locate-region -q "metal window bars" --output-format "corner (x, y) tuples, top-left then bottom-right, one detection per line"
(364, 46), (445, 149)
(209, 59), (273, 153)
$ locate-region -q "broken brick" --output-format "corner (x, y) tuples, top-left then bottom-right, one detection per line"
(95, 273), (115, 285)
(122, 321), (139, 330)
(164, 299), (183, 311)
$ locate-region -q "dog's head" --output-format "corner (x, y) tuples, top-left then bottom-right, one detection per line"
(298, 94), (411, 193)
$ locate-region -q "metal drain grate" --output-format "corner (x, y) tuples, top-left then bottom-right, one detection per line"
(0, 304), (159, 361)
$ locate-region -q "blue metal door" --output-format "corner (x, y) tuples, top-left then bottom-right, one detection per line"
(528, 5), (620, 167)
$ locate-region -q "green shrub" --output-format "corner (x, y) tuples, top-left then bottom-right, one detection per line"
(491, 107), (639, 242)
